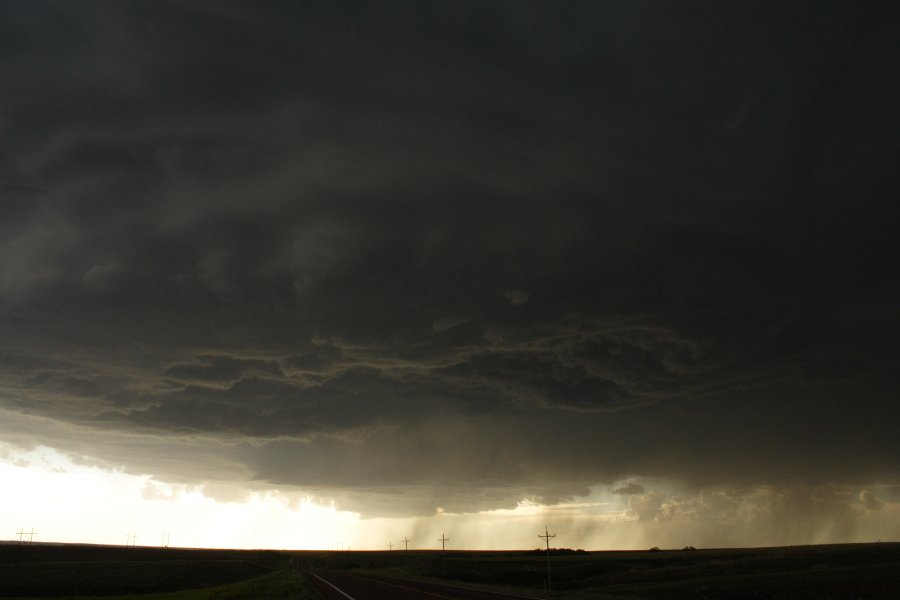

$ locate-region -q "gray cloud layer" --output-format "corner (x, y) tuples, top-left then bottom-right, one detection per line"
(1, 1), (898, 517)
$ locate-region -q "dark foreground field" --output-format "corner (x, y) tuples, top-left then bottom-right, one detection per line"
(2, 542), (898, 599)
(0, 544), (321, 599)
(309, 543), (900, 599)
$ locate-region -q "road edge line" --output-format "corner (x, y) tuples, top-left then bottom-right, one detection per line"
(306, 571), (356, 600)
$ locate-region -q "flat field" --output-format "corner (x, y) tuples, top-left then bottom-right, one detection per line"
(307, 542), (900, 599)
(0, 544), (322, 599)
(2, 542), (898, 599)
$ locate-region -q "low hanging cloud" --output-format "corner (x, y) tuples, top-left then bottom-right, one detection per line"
(611, 482), (646, 496)
(618, 485), (900, 548)
(0, 1), (898, 524)
(858, 490), (885, 511)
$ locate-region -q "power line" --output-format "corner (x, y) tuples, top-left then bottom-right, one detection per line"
(16, 528), (37, 547)
(539, 525), (556, 592)
(126, 533), (137, 548)
(439, 533), (450, 575)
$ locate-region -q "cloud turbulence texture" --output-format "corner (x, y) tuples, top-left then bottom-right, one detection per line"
(0, 1), (898, 519)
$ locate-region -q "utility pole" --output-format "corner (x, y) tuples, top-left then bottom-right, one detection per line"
(16, 529), (37, 547)
(126, 533), (137, 548)
(403, 536), (410, 551)
(388, 542), (393, 551)
(539, 525), (556, 592)
(439, 533), (450, 575)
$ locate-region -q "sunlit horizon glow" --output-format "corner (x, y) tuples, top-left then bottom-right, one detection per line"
(1, 2), (897, 554)
(3, 444), (897, 551)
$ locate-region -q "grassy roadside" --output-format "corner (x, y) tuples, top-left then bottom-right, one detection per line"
(1, 568), (325, 600)
(4, 543), (897, 599)
(556, 561), (900, 599)
(305, 544), (900, 599)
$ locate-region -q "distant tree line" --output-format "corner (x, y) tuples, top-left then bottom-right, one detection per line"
(529, 547), (588, 555)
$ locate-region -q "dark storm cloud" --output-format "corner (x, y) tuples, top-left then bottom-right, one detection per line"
(165, 355), (284, 383)
(1, 1), (898, 515)
(611, 483), (646, 496)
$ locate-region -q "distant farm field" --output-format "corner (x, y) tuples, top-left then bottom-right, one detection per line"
(2, 542), (898, 599)
(0, 544), (322, 599)
(307, 542), (900, 599)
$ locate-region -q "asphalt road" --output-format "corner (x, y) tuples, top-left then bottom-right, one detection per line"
(307, 569), (545, 600)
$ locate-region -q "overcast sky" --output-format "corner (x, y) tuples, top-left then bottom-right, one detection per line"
(1, 1), (898, 549)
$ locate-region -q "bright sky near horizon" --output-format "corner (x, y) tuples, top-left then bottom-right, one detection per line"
(1, 1), (898, 550)
(3, 443), (896, 550)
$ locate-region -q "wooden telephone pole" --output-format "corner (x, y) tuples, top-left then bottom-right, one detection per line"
(539, 525), (556, 592)
(439, 533), (450, 575)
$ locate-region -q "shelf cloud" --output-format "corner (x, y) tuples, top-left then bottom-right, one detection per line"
(1, 1), (897, 531)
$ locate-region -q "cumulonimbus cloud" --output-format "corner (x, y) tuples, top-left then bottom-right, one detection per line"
(0, 1), (897, 520)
